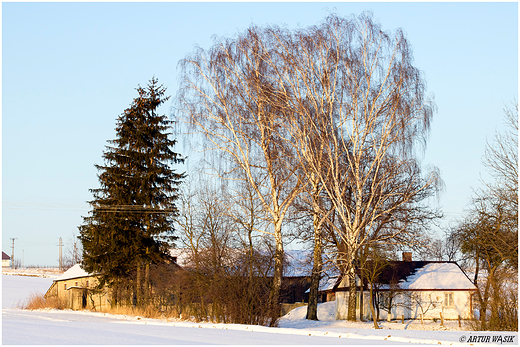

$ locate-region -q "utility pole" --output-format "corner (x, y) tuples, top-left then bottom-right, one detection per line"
(73, 242), (78, 264)
(10, 238), (17, 269)
(58, 237), (63, 270)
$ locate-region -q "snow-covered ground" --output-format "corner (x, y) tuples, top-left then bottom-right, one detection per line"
(2, 270), (58, 310)
(2, 271), (517, 345)
(2, 267), (63, 279)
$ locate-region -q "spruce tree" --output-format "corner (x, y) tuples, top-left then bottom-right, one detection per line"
(79, 78), (184, 302)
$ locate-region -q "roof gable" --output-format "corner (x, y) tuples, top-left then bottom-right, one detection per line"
(400, 262), (476, 290)
(55, 264), (91, 281)
(2, 251), (11, 260)
(335, 261), (477, 291)
(370, 261), (432, 285)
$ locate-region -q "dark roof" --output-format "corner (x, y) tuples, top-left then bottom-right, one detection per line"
(170, 248), (337, 279)
(2, 252), (10, 260)
(334, 260), (463, 290)
(367, 261), (435, 285)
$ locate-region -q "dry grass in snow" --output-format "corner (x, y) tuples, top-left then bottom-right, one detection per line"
(22, 292), (65, 310)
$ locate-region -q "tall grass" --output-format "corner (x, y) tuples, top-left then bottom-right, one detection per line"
(22, 292), (65, 310)
(97, 305), (175, 320)
(20, 291), (184, 321)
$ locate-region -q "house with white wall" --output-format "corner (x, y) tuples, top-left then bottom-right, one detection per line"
(2, 252), (11, 268)
(333, 254), (477, 321)
(44, 264), (111, 310)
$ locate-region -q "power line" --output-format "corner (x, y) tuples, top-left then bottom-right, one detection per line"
(3, 202), (89, 212)
(93, 205), (177, 214)
(3, 202), (175, 213)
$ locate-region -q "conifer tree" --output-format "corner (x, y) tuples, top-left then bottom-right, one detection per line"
(79, 78), (184, 302)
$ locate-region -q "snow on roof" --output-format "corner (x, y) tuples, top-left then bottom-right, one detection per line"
(169, 248), (191, 267)
(170, 248), (312, 276)
(283, 250), (340, 278)
(170, 248), (340, 279)
(55, 264), (91, 281)
(284, 250), (313, 277)
(320, 276), (339, 291)
(399, 262), (476, 290)
(306, 276), (339, 293)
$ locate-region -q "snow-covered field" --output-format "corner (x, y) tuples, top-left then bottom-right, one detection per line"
(2, 271), (517, 345)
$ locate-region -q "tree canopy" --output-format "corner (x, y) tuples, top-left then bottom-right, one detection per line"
(179, 13), (440, 322)
(79, 78), (185, 295)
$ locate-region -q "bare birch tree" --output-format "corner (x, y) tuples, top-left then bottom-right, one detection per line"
(178, 27), (303, 325)
(262, 22), (337, 320)
(179, 12), (440, 323)
(272, 13), (440, 321)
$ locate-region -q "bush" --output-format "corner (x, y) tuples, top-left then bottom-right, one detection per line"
(22, 292), (65, 310)
(471, 271), (518, 332)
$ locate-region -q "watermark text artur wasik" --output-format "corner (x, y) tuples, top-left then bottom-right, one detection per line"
(459, 334), (517, 344)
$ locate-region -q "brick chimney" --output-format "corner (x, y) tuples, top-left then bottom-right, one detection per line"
(402, 252), (412, 262)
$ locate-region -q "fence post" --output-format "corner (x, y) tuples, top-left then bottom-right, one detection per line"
(401, 315), (404, 324)
(458, 315), (461, 328)
(440, 312), (444, 326)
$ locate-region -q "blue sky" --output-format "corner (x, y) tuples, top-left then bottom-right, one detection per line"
(3, 2), (518, 266)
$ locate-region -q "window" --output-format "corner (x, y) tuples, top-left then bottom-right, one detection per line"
(75, 281), (78, 287)
(64, 284), (67, 290)
(86, 281), (89, 288)
(444, 292), (454, 307)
